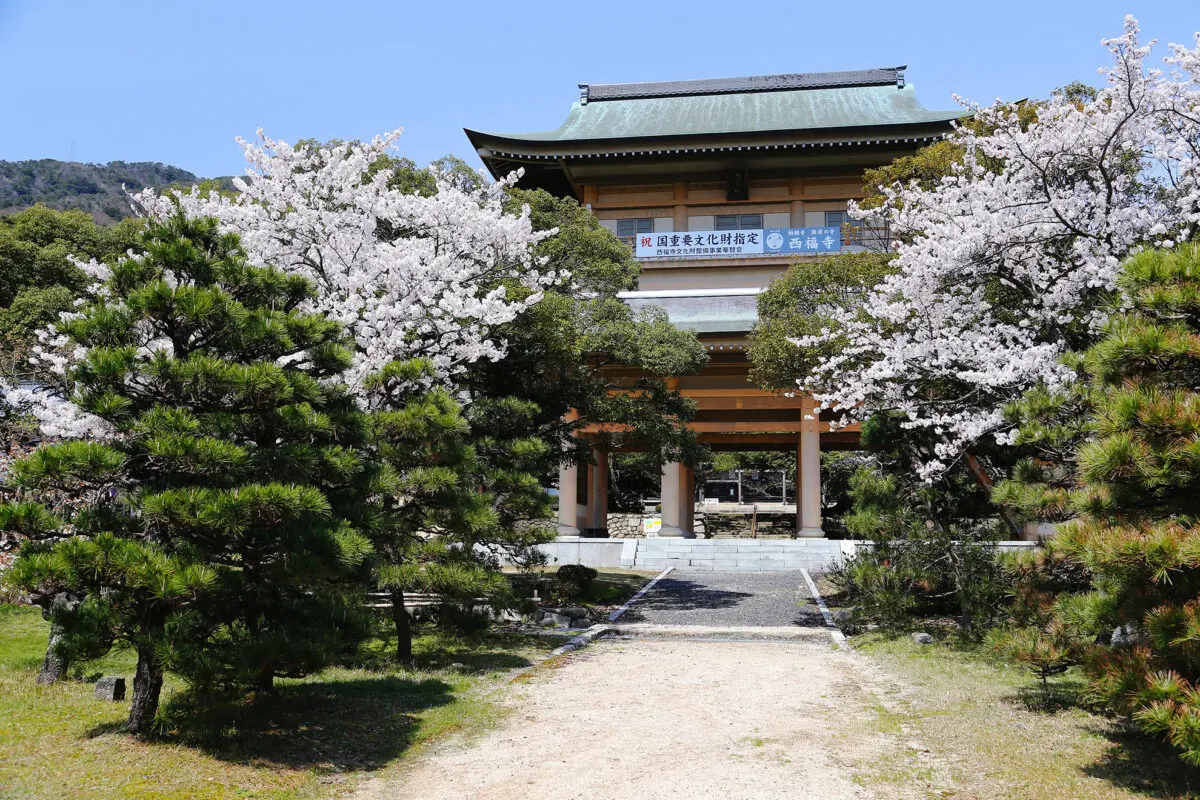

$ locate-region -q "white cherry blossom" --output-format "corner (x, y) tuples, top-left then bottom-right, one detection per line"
(798, 17), (1200, 476)
(136, 130), (556, 391)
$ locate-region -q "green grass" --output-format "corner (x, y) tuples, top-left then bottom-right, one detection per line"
(0, 604), (567, 800)
(850, 632), (1200, 799)
(578, 569), (654, 608)
(504, 567), (655, 611)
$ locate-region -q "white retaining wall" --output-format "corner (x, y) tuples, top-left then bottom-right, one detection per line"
(536, 537), (630, 569)
(839, 540), (1040, 557)
(536, 537), (1042, 572)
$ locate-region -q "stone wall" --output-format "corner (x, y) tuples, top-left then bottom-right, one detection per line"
(602, 510), (798, 538)
(607, 513), (646, 537)
(697, 511), (795, 538)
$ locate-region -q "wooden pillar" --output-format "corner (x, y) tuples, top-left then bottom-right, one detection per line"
(795, 439), (803, 534)
(673, 181), (688, 231)
(797, 396), (823, 537)
(660, 461), (694, 538)
(557, 460), (579, 537)
(582, 184), (598, 209)
(682, 463), (695, 535)
(587, 446), (609, 534)
(789, 176), (807, 227)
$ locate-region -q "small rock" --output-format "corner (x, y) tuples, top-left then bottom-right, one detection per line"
(94, 676), (125, 701)
(562, 607), (590, 619)
(541, 612), (571, 627)
(911, 632), (934, 645)
(1112, 624), (1145, 647)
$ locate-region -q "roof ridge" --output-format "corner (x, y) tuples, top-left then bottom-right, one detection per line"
(581, 67), (907, 103)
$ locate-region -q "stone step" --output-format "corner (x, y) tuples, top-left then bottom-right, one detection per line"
(621, 537), (845, 572)
(628, 559), (838, 569)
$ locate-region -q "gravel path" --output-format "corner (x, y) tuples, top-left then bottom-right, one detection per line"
(351, 636), (917, 800)
(618, 569), (825, 627)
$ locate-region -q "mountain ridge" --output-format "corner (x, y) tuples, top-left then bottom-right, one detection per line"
(0, 159), (231, 224)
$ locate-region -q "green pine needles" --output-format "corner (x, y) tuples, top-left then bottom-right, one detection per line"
(995, 242), (1200, 764)
(4, 215), (373, 734)
(366, 359), (552, 661)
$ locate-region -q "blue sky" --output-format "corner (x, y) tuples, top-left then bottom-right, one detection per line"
(0, 1), (1195, 178)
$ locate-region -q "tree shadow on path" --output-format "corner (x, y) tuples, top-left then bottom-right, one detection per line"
(149, 675), (457, 774)
(619, 577), (752, 621)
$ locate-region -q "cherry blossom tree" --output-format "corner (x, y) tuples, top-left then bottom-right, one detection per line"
(136, 130), (556, 390)
(799, 17), (1200, 477)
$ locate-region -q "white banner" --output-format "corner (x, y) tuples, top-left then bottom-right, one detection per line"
(635, 229), (764, 259)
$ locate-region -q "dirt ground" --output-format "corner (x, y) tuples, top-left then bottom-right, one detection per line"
(350, 632), (933, 800)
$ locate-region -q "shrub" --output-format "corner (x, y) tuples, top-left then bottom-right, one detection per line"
(430, 604), (493, 636)
(989, 619), (1087, 705)
(830, 537), (1009, 634)
(552, 564), (597, 601)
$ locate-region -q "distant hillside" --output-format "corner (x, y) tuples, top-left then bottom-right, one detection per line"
(0, 159), (233, 224)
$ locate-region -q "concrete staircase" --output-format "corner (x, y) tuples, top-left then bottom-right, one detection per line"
(620, 538), (844, 572)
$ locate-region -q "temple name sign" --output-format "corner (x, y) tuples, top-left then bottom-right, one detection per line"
(635, 226), (842, 259)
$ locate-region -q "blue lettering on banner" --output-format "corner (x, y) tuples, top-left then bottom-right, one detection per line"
(636, 227), (842, 259)
(763, 227), (841, 254)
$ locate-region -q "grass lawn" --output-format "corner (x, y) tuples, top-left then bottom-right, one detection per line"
(504, 567), (656, 613)
(848, 632), (1200, 800)
(0, 604), (568, 800)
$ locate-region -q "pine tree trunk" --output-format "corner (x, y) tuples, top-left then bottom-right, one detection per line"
(36, 624), (69, 685)
(128, 645), (164, 736)
(391, 589), (412, 663)
(36, 593), (78, 685)
(255, 667), (274, 693)
(963, 453), (1022, 538)
(951, 545), (971, 632)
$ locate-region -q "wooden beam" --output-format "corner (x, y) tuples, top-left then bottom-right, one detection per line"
(680, 388), (794, 398)
(693, 397), (806, 411)
(589, 192), (867, 210)
(696, 431), (862, 449)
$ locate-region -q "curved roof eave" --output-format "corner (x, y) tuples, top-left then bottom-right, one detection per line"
(465, 84), (965, 155)
(465, 124), (960, 168)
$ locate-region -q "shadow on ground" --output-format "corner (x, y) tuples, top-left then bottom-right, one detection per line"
(1001, 681), (1200, 797)
(353, 630), (545, 675)
(618, 576), (824, 627)
(619, 577), (753, 621)
(85, 676), (455, 773)
(790, 605), (827, 626)
(81, 632), (552, 775)
(1005, 680), (1091, 714)
(1082, 723), (1200, 798)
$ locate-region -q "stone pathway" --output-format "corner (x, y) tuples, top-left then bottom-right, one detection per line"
(616, 569), (824, 628)
(349, 571), (934, 800)
(351, 636), (916, 800)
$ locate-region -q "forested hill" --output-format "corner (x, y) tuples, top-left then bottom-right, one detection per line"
(0, 159), (230, 224)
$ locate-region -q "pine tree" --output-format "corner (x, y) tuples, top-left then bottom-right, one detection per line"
(3, 214), (372, 733)
(999, 243), (1200, 763)
(367, 360), (546, 661)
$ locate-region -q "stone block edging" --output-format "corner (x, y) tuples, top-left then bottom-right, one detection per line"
(800, 568), (849, 651)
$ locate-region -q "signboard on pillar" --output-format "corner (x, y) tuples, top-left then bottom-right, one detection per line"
(635, 227), (842, 259)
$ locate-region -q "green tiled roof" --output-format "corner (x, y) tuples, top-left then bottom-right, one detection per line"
(467, 83), (961, 146)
